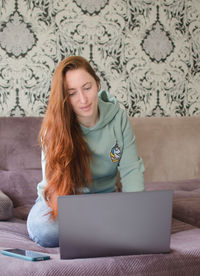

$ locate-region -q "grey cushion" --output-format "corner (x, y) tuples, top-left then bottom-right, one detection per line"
(0, 190), (13, 220)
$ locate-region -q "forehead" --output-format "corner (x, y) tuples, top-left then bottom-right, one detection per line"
(65, 68), (95, 88)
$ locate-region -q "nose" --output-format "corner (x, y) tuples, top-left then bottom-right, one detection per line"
(79, 90), (87, 104)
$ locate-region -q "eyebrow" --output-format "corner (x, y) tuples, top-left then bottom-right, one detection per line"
(67, 82), (92, 91)
(82, 82), (92, 87)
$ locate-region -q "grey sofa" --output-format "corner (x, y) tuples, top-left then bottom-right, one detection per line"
(0, 116), (200, 276)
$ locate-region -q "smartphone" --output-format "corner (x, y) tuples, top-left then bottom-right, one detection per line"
(1, 248), (50, 261)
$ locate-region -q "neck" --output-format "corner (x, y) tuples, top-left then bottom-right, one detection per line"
(78, 110), (99, 128)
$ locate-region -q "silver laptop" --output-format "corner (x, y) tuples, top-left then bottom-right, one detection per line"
(58, 190), (173, 259)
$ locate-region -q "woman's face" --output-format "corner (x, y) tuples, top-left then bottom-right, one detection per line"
(65, 68), (99, 128)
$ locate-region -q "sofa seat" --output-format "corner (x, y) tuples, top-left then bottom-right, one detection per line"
(0, 218), (200, 276)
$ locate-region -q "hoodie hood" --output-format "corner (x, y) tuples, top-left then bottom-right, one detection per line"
(81, 90), (120, 134)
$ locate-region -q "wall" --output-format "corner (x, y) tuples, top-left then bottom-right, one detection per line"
(0, 0), (199, 117)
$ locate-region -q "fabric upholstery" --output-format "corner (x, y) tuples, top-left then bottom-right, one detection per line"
(130, 116), (200, 182)
(0, 219), (200, 276)
(145, 178), (200, 192)
(145, 179), (200, 228)
(0, 170), (40, 208)
(0, 117), (42, 210)
(173, 191), (200, 228)
(0, 116), (200, 275)
(0, 190), (13, 220)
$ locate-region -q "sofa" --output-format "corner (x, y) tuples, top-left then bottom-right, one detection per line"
(0, 116), (200, 276)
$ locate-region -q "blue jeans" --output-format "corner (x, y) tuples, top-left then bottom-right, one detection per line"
(27, 197), (59, 247)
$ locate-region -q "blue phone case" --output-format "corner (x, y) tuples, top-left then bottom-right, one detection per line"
(1, 249), (50, 261)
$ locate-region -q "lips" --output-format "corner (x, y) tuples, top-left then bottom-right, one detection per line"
(80, 104), (91, 111)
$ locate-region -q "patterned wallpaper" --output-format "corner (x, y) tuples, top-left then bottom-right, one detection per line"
(0, 0), (200, 117)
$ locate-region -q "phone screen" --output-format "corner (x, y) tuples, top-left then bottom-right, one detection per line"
(2, 248), (50, 261)
(7, 249), (42, 257)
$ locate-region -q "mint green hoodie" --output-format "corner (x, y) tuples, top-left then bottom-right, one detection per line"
(37, 90), (144, 197)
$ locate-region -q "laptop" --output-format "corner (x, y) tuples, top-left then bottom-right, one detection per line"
(58, 190), (173, 259)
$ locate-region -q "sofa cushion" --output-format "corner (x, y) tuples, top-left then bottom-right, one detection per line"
(13, 205), (33, 220)
(0, 117), (43, 217)
(0, 117), (42, 171)
(173, 189), (200, 228)
(131, 116), (200, 182)
(0, 169), (41, 208)
(145, 179), (200, 228)
(0, 190), (13, 220)
(145, 178), (200, 192)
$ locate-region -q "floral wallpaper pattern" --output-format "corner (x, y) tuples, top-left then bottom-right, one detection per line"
(0, 0), (199, 117)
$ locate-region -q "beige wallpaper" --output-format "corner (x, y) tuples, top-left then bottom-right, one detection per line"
(0, 0), (199, 117)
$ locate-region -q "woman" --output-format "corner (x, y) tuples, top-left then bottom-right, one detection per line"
(27, 56), (144, 247)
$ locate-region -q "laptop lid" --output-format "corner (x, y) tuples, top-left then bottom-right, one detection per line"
(58, 190), (173, 259)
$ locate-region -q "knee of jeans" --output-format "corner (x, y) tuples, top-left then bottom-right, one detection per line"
(27, 213), (59, 247)
(28, 221), (59, 247)
(34, 229), (59, 248)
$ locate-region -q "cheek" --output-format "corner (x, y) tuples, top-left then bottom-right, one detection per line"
(92, 91), (98, 103)
(92, 97), (98, 109)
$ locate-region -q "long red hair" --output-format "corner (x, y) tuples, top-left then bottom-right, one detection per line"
(39, 56), (100, 219)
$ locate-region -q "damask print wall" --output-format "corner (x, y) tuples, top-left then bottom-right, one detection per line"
(0, 0), (199, 117)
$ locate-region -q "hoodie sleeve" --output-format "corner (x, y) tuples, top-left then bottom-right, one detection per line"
(117, 111), (145, 192)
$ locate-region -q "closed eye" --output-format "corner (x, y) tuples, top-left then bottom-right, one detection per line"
(83, 82), (92, 91)
(68, 90), (77, 96)
(84, 86), (91, 91)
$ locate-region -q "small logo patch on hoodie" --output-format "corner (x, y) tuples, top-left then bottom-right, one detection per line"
(110, 141), (121, 163)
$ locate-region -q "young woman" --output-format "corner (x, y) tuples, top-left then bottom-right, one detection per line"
(27, 56), (144, 247)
